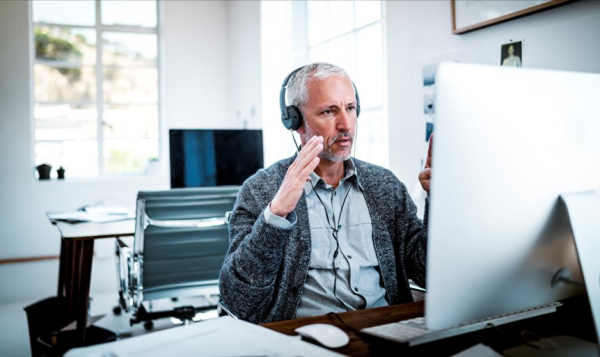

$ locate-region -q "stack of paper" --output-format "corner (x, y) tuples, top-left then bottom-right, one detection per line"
(66, 316), (345, 357)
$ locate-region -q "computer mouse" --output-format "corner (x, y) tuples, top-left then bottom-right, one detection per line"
(294, 323), (350, 349)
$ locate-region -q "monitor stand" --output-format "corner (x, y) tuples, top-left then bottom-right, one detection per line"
(505, 191), (600, 357)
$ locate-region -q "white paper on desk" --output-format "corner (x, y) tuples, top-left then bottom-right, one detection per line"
(65, 316), (345, 357)
(48, 206), (134, 223)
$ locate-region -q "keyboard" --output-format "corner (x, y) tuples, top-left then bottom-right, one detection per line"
(361, 302), (562, 346)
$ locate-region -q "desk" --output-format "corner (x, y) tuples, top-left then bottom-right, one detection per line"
(262, 297), (596, 356)
(51, 218), (135, 344)
(263, 302), (424, 356)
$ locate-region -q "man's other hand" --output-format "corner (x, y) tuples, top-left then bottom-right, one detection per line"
(418, 133), (433, 194)
(270, 136), (323, 217)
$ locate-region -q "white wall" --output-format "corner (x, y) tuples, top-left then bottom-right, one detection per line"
(0, 0), (235, 304)
(228, 1), (262, 130)
(386, 0), (600, 208)
(164, 1), (230, 129)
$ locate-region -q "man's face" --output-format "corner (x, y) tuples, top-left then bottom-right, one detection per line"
(508, 45), (514, 55)
(298, 76), (357, 163)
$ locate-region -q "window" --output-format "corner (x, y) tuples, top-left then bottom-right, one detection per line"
(304, 0), (388, 168)
(32, 0), (160, 178)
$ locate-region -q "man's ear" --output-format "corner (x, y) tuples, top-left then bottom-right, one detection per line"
(296, 124), (305, 135)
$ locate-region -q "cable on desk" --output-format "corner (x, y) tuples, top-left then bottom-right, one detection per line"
(327, 312), (364, 337)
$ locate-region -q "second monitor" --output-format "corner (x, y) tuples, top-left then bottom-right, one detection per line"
(169, 129), (264, 188)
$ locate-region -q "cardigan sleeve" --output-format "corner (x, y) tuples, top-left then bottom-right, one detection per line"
(218, 177), (295, 323)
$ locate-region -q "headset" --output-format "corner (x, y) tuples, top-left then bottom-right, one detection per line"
(280, 65), (361, 131)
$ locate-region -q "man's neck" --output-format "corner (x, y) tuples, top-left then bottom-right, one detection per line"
(314, 159), (345, 188)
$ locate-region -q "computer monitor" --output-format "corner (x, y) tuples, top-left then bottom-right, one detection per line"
(169, 129), (264, 188)
(426, 62), (600, 331)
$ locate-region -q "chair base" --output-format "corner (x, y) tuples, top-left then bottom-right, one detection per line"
(130, 303), (219, 327)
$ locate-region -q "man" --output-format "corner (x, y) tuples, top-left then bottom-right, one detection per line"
(219, 63), (432, 324)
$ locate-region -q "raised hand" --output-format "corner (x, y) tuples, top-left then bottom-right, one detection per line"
(418, 133), (433, 193)
(270, 136), (324, 217)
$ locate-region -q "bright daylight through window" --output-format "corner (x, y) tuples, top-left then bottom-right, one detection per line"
(32, 0), (159, 178)
(306, 0), (388, 168)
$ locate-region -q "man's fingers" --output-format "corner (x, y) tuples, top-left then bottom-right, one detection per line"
(427, 133), (434, 159)
(297, 138), (323, 170)
(299, 157), (320, 180)
(289, 136), (318, 175)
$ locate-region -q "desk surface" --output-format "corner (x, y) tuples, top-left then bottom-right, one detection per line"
(263, 302), (424, 357)
(55, 219), (135, 240)
(262, 297), (597, 357)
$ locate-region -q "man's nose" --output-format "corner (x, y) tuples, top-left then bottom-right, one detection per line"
(336, 109), (352, 132)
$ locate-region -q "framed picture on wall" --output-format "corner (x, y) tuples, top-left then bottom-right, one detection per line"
(451, 0), (572, 35)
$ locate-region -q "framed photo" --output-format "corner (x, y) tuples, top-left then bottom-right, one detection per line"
(501, 41), (523, 67)
(451, 0), (572, 35)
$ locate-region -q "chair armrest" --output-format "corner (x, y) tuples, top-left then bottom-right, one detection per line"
(217, 302), (239, 320)
(408, 279), (426, 302)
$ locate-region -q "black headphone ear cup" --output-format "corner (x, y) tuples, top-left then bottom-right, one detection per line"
(286, 106), (303, 131)
(356, 103), (361, 118)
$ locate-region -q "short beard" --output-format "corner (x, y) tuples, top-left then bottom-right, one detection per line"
(300, 120), (353, 162)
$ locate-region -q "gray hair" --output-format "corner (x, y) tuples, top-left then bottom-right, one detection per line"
(286, 62), (351, 112)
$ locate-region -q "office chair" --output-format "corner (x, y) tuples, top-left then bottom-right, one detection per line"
(115, 186), (239, 329)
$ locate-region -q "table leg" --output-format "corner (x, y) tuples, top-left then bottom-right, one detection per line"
(66, 240), (79, 320)
(57, 239), (67, 300)
(75, 240), (94, 345)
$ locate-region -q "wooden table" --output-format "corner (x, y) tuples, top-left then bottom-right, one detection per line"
(263, 302), (424, 357)
(262, 297), (597, 356)
(52, 219), (135, 345)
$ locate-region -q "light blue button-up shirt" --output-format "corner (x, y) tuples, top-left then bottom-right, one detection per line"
(264, 159), (388, 317)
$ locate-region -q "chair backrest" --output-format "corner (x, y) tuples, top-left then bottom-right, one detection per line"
(132, 186), (239, 304)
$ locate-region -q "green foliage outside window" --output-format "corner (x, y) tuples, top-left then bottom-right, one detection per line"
(35, 28), (84, 81)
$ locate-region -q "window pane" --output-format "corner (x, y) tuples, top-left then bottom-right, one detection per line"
(355, 0), (381, 28)
(355, 110), (388, 168)
(329, 33), (356, 80)
(103, 68), (158, 103)
(34, 65), (96, 102)
(356, 23), (383, 108)
(102, 32), (157, 67)
(308, 1), (329, 47)
(35, 140), (98, 178)
(309, 43), (331, 64)
(35, 104), (97, 141)
(35, 26), (96, 65)
(104, 139), (158, 175)
(328, 1), (354, 38)
(33, 0), (95, 27)
(103, 104), (158, 140)
(101, 1), (157, 28)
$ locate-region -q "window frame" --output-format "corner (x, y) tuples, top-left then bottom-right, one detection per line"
(304, 0), (389, 167)
(29, 0), (162, 180)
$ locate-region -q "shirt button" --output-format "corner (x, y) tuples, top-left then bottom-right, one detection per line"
(354, 287), (359, 292)
(334, 191), (337, 196)
(348, 255), (352, 259)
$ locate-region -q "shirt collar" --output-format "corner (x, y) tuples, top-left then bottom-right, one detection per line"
(303, 158), (364, 195)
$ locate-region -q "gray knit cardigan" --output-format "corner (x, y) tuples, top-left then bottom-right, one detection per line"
(218, 155), (428, 324)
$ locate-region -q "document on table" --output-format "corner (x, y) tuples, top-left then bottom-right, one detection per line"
(48, 205), (135, 223)
(65, 316), (345, 357)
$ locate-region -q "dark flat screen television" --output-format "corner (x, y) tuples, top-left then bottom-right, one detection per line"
(169, 129), (264, 188)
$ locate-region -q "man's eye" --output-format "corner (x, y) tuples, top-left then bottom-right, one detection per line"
(347, 106), (356, 112)
(322, 109), (333, 115)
